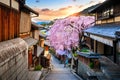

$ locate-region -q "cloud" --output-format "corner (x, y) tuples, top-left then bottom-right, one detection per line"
(41, 8), (50, 11)
(32, 0), (102, 20)
(72, 0), (77, 2)
(34, 6), (79, 20)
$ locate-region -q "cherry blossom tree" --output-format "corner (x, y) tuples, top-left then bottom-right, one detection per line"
(48, 16), (95, 55)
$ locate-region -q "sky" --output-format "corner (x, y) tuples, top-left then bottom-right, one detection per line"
(26, 0), (105, 21)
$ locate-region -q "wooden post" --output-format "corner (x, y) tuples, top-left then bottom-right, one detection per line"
(94, 40), (97, 53)
(28, 49), (33, 68)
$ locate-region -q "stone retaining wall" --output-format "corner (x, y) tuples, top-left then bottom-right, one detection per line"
(0, 38), (43, 80)
(0, 38), (28, 80)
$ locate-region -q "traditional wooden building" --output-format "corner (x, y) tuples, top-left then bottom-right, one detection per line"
(38, 27), (51, 68)
(0, 0), (29, 80)
(84, 0), (120, 64)
(16, 0), (40, 70)
(80, 0), (120, 79)
(31, 22), (45, 67)
(0, 0), (44, 80)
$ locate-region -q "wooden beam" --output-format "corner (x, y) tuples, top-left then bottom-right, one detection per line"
(94, 40), (97, 53)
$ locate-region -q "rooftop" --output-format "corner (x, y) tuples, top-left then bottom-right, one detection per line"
(84, 23), (120, 39)
(31, 22), (45, 30)
(0, 38), (27, 64)
(23, 37), (38, 47)
(90, 0), (120, 13)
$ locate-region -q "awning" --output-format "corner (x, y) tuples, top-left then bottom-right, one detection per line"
(0, 38), (28, 64)
(37, 46), (44, 57)
(23, 37), (38, 47)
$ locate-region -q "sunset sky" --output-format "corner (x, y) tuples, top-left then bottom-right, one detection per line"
(26, 0), (105, 21)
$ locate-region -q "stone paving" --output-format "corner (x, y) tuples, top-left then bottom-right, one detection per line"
(44, 55), (80, 80)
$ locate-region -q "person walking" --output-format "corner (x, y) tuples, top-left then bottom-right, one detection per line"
(64, 55), (69, 67)
(64, 50), (72, 67)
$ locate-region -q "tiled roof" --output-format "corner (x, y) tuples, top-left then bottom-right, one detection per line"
(22, 5), (39, 16)
(23, 37), (38, 47)
(84, 24), (120, 39)
(0, 38), (27, 64)
(31, 22), (45, 30)
(81, 3), (101, 14)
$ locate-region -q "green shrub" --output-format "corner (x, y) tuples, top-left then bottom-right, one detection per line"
(89, 62), (94, 69)
(34, 65), (42, 71)
(73, 53), (78, 57)
(49, 48), (55, 54)
(80, 48), (89, 53)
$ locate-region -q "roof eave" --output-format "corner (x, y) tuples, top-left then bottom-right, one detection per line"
(23, 5), (39, 16)
(84, 31), (116, 40)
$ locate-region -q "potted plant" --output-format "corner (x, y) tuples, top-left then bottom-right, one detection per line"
(34, 65), (42, 71)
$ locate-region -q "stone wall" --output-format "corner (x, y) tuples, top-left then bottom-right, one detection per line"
(77, 60), (95, 79)
(0, 38), (28, 80)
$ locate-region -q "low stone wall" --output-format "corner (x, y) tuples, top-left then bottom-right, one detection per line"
(0, 38), (43, 80)
(28, 71), (42, 80)
(77, 60), (95, 79)
(0, 38), (28, 80)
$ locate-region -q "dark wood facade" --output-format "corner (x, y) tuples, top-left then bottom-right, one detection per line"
(92, 0), (120, 24)
(0, 5), (20, 42)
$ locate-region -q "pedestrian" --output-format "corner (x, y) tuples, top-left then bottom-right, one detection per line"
(64, 50), (72, 67)
(64, 55), (69, 67)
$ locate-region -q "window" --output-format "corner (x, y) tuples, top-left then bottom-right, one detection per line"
(110, 8), (114, 15)
(98, 7), (114, 20)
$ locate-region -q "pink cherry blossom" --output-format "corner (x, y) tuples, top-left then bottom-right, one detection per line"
(48, 16), (95, 54)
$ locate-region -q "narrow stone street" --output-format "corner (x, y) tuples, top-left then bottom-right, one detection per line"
(44, 55), (81, 80)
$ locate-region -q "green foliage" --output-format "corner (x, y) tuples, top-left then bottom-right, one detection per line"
(73, 53), (78, 57)
(49, 48), (55, 54)
(89, 62), (94, 69)
(80, 48), (89, 52)
(41, 23), (47, 27)
(34, 65), (42, 71)
(48, 21), (54, 25)
(41, 21), (54, 27)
